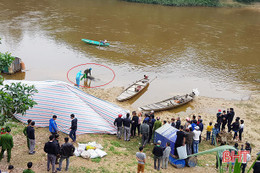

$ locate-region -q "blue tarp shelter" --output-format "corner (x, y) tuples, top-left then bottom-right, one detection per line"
(155, 123), (178, 155)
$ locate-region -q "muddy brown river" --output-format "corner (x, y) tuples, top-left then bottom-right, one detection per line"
(0, 0), (259, 108)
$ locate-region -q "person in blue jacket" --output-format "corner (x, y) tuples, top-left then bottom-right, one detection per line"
(49, 115), (58, 135)
(75, 71), (83, 87)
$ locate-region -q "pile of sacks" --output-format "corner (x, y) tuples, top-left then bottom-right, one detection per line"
(74, 141), (107, 159)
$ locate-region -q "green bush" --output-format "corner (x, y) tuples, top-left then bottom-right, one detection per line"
(0, 82), (38, 117)
(0, 52), (15, 72)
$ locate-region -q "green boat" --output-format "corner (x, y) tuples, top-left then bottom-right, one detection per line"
(81, 39), (110, 46)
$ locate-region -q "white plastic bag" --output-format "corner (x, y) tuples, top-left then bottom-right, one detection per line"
(87, 149), (99, 159)
(95, 149), (107, 158)
(78, 143), (86, 153)
(87, 141), (97, 147)
(81, 150), (91, 159)
(74, 147), (81, 157)
(177, 145), (187, 159)
(95, 144), (103, 150)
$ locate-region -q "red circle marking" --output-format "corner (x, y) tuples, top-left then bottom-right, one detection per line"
(67, 63), (115, 88)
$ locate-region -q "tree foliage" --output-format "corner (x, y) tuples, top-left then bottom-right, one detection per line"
(0, 52), (15, 72)
(0, 82), (38, 117)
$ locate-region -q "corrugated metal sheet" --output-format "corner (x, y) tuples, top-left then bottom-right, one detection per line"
(3, 80), (127, 134)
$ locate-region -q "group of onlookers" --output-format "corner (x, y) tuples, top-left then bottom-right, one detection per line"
(114, 110), (162, 146)
(0, 114), (77, 173)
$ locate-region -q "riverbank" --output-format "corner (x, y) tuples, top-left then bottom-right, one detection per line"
(0, 87), (259, 172)
(83, 86), (260, 155)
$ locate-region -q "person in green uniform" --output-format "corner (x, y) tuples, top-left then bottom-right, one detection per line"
(153, 117), (162, 143)
(0, 128), (13, 162)
(23, 119), (32, 150)
(23, 162), (35, 173)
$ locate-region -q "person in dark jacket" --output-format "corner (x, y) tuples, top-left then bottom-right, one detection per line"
(198, 119), (203, 143)
(228, 108), (235, 132)
(114, 114), (123, 139)
(174, 125), (186, 157)
(231, 118), (240, 140)
(69, 114), (77, 142)
(123, 113), (131, 141)
(222, 111), (228, 131)
(54, 134), (61, 165)
(152, 140), (163, 171)
(216, 110), (222, 131)
(176, 117), (181, 129)
(171, 118), (176, 128)
(57, 137), (75, 171)
(23, 119), (32, 150)
(131, 111), (139, 137)
(27, 121), (36, 154)
(44, 135), (58, 173)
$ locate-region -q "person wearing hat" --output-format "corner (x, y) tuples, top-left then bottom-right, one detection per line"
(0, 128), (13, 162)
(84, 68), (92, 78)
(152, 140), (163, 171)
(114, 114), (123, 139)
(193, 126), (201, 154)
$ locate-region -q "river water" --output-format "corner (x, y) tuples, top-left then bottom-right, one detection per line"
(0, 0), (259, 108)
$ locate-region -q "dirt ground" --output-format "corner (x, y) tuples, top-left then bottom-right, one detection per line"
(0, 85), (258, 173)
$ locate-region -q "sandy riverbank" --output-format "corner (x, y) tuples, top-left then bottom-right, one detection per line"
(83, 87), (260, 156)
(0, 87), (259, 173)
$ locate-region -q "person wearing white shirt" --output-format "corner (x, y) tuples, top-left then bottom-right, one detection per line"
(193, 126), (201, 154)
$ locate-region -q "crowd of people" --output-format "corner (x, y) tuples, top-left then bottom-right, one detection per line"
(113, 108), (259, 173)
(0, 114), (77, 173)
(0, 108), (259, 173)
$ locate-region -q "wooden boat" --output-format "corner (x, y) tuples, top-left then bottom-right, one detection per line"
(117, 78), (150, 102)
(138, 89), (199, 112)
(81, 39), (110, 46)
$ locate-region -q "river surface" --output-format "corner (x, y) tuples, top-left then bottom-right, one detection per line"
(0, 0), (260, 109)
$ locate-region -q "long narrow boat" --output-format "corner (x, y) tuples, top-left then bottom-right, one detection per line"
(81, 39), (110, 46)
(117, 77), (150, 102)
(138, 89), (199, 112)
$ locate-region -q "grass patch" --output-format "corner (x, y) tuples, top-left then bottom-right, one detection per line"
(91, 157), (102, 163)
(110, 140), (121, 147)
